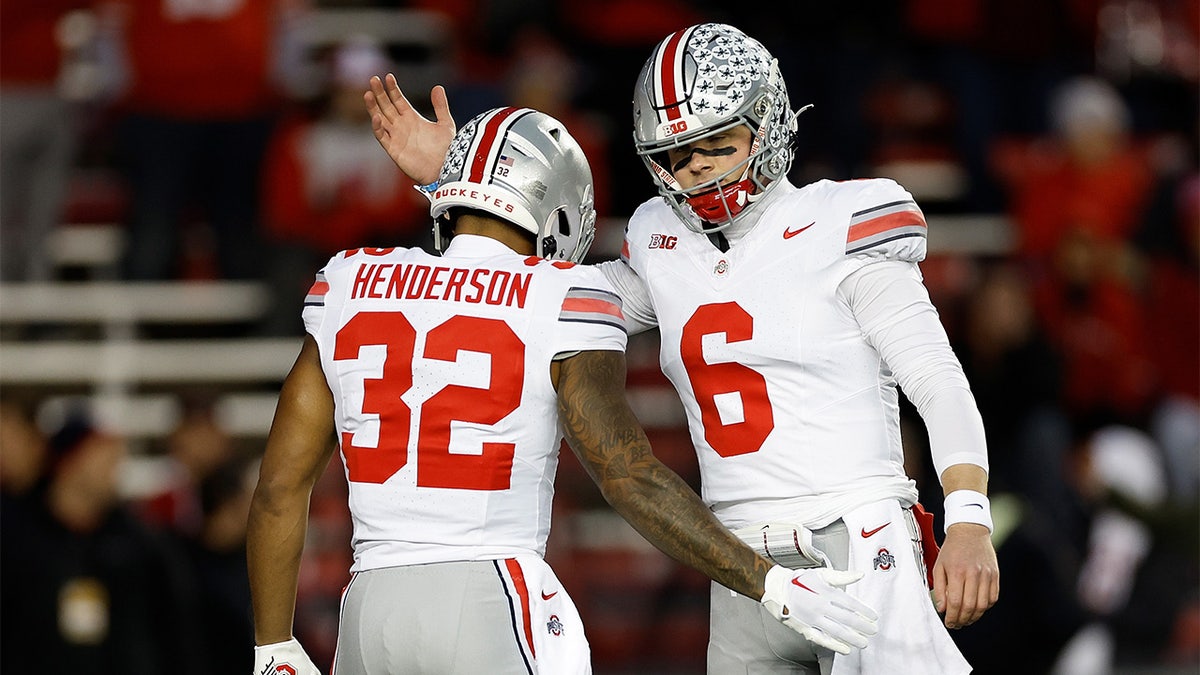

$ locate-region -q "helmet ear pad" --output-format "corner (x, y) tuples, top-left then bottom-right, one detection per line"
(429, 107), (598, 263)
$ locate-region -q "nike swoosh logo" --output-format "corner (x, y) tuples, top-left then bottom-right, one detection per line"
(541, 591), (558, 600)
(860, 523), (890, 538)
(965, 503), (984, 509)
(791, 579), (815, 593)
(783, 222), (815, 239)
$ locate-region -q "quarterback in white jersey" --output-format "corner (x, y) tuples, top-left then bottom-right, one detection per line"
(600, 22), (1000, 674)
(249, 101), (881, 675)
(611, 176), (982, 673)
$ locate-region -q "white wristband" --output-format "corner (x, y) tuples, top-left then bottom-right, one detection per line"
(942, 490), (993, 534)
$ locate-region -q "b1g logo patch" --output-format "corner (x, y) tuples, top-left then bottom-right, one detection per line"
(873, 548), (895, 571)
(648, 234), (678, 250)
(547, 614), (564, 636)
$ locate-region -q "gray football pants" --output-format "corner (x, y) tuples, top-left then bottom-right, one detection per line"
(335, 561), (538, 674)
(707, 520), (852, 675)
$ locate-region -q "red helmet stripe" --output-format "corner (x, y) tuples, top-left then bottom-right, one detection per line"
(656, 28), (692, 121)
(467, 107), (526, 183)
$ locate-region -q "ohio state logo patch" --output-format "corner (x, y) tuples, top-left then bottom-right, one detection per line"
(547, 614), (564, 636)
(873, 548), (895, 571)
(259, 657), (296, 675)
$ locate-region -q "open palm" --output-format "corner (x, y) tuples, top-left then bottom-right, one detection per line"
(364, 74), (456, 186)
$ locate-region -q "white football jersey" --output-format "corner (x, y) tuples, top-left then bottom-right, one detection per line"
(304, 235), (626, 571)
(618, 178), (928, 529)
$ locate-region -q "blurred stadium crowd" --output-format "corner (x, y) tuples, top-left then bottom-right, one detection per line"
(0, 0), (1197, 673)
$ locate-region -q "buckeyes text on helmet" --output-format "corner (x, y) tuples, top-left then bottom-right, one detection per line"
(632, 23), (800, 233)
(430, 107), (598, 263)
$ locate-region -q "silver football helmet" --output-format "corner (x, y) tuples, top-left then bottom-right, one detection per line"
(430, 107), (597, 263)
(632, 23), (800, 233)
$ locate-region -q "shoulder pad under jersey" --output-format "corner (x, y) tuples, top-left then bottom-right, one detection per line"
(835, 178), (927, 264)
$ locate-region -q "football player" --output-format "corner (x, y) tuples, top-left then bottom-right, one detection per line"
(249, 105), (878, 674)
(608, 24), (1000, 673)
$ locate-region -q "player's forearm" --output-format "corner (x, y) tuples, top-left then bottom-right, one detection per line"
(844, 262), (990, 478)
(248, 338), (336, 644)
(601, 462), (773, 599)
(556, 350), (771, 599)
(247, 481), (310, 645)
(940, 463), (988, 495)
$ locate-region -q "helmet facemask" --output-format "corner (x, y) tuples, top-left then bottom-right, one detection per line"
(632, 24), (800, 234)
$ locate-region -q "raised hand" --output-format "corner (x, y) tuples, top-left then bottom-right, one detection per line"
(364, 73), (456, 186)
(760, 565), (879, 655)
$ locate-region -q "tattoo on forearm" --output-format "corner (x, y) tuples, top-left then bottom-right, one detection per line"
(557, 352), (771, 596)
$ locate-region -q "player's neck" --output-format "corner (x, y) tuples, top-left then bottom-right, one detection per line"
(453, 215), (535, 256)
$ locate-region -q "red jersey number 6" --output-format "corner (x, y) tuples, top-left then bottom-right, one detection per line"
(680, 302), (775, 457)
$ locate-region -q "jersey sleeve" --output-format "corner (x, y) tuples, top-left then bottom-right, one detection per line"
(837, 260), (989, 479)
(301, 252), (344, 337)
(553, 266), (628, 356)
(840, 178), (928, 266)
(596, 259), (658, 335)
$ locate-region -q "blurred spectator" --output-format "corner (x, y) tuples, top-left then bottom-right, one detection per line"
(1030, 225), (1157, 423)
(504, 27), (612, 220)
(0, 399), (49, 501)
(1003, 76), (1155, 265)
(181, 455), (259, 673)
(996, 76), (1159, 423)
(99, 0), (307, 281)
(259, 34), (427, 335)
(129, 392), (236, 536)
(903, 0), (1099, 211)
(1051, 424), (1194, 672)
(1137, 170), (1200, 505)
(1139, 169), (1200, 396)
(0, 412), (202, 674)
(956, 422), (1191, 674)
(0, 0), (91, 281)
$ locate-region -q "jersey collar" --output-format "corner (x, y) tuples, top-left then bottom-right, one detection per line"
(442, 233), (525, 258)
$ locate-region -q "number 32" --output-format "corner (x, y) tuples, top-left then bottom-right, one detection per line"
(334, 312), (524, 488)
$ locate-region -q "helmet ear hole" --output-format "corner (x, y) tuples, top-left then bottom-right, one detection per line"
(557, 209), (571, 236)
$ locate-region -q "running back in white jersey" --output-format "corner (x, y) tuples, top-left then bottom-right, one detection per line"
(303, 235), (626, 571)
(621, 178), (925, 528)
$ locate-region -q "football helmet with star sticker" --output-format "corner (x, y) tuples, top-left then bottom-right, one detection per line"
(431, 107), (597, 263)
(632, 23), (801, 233)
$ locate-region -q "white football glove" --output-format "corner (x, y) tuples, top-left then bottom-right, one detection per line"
(760, 565), (879, 655)
(253, 637), (321, 675)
